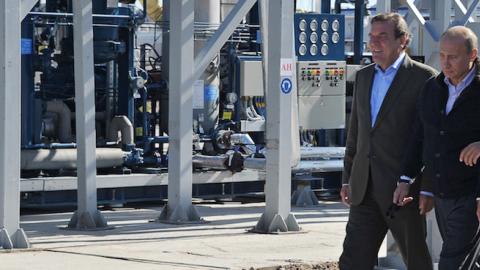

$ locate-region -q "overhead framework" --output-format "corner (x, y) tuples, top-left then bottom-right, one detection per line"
(404, 0), (480, 67)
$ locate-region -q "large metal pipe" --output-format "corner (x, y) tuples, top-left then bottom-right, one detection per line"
(108, 115), (134, 146)
(193, 0), (221, 135)
(21, 148), (126, 170)
(46, 100), (72, 143)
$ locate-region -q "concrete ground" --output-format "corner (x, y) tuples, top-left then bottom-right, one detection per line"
(1, 201), (352, 270)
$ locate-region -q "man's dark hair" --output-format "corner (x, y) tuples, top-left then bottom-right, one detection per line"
(371, 13), (411, 48)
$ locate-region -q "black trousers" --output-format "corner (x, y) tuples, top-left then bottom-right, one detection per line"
(339, 190), (433, 270)
(435, 194), (479, 270)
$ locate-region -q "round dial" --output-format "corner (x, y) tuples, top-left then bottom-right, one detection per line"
(332, 32), (340, 44)
(321, 32), (329, 43)
(310, 44), (318, 56)
(299, 19), (307, 31)
(321, 19), (329, 31)
(310, 32), (318, 43)
(321, 44), (329, 56)
(299, 32), (307, 43)
(310, 19), (318, 31)
(299, 44), (307, 55)
(332, 19), (340, 31)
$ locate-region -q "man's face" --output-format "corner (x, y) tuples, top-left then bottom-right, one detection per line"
(368, 21), (406, 70)
(440, 37), (477, 84)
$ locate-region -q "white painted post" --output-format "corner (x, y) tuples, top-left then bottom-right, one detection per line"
(68, 0), (108, 230)
(0, 0), (29, 249)
(158, 0), (202, 223)
(253, 0), (300, 233)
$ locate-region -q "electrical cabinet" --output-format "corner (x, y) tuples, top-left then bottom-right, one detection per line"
(297, 60), (346, 129)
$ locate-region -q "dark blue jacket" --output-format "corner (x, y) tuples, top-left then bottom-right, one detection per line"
(402, 64), (480, 199)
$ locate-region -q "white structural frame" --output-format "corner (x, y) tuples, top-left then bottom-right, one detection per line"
(252, 0), (299, 233)
(67, 0), (108, 230)
(160, 0), (258, 223)
(0, 0), (40, 249)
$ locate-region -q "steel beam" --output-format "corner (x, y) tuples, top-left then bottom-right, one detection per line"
(158, 0), (202, 224)
(193, 0), (257, 80)
(252, 0), (299, 233)
(0, 1), (29, 249)
(68, 0), (108, 230)
(353, 0), (365, 64)
(21, 0), (38, 20)
(454, 0), (480, 25)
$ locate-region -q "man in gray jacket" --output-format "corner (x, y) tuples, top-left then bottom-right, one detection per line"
(339, 13), (436, 270)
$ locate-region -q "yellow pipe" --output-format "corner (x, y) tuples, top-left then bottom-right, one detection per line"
(138, 0), (163, 21)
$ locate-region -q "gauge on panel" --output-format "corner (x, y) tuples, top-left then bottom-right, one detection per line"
(320, 19), (329, 31)
(310, 19), (318, 31)
(332, 19), (340, 31)
(299, 19), (307, 31)
(310, 44), (318, 56)
(299, 44), (307, 55)
(310, 32), (318, 43)
(321, 32), (329, 43)
(321, 44), (329, 56)
(332, 32), (340, 43)
(299, 32), (307, 43)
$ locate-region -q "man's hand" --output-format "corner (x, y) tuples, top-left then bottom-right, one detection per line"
(476, 200), (480, 223)
(419, 195), (434, 215)
(340, 184), (351, 207)
(393, 183), (410, 206)
(460, 142), (480, 166)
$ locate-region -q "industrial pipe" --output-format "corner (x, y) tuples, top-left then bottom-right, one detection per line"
(46, 100), (72, 143)
(108, 115), (134, 146)
(21, 148), (127, 170)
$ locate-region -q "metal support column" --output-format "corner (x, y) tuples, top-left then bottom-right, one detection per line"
(353, 0), (365, 64)
(376, 0), (392, 14)
(158, 0), (202, 224)
(68, 0), (108, 230)
(252, 0), (300, 233)
(321, 0), (330, 14)
(0, 1), (29, 249)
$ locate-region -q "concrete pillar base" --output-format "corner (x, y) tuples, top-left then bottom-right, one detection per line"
(0, 228), (30, 249)
(251, 213), (300, 234)
(67, 210), (110, 230)
(291, 182), (319, 207)
(157, 204), (204, 224)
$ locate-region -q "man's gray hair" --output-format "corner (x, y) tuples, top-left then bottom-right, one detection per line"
(371, 13), (411, 48)
(441, 26), (478, 53)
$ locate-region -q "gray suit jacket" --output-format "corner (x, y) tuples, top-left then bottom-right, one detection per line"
(342, 55), (437, 206)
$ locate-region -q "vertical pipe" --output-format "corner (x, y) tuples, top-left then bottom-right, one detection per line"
(160, 0), (170, 135)
(21, 19), (34, 147)
(194, 0), (221, 135)
(353, 0), (365, 64)
(321, 0), (330, 14)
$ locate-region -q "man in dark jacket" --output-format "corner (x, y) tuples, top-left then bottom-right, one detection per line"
(339, 13), (436, 270)
(394, 26), (480, 270)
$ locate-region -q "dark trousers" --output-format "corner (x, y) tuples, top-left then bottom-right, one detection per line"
(339, 191), (433, 270)
(435, 194), (479, 270)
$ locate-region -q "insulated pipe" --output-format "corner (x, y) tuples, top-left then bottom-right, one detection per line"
(21, 148), (127, 170)
(46, 100), (72, 143)
(108, 115), (134, 146)
(192, 155), (228, 170)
